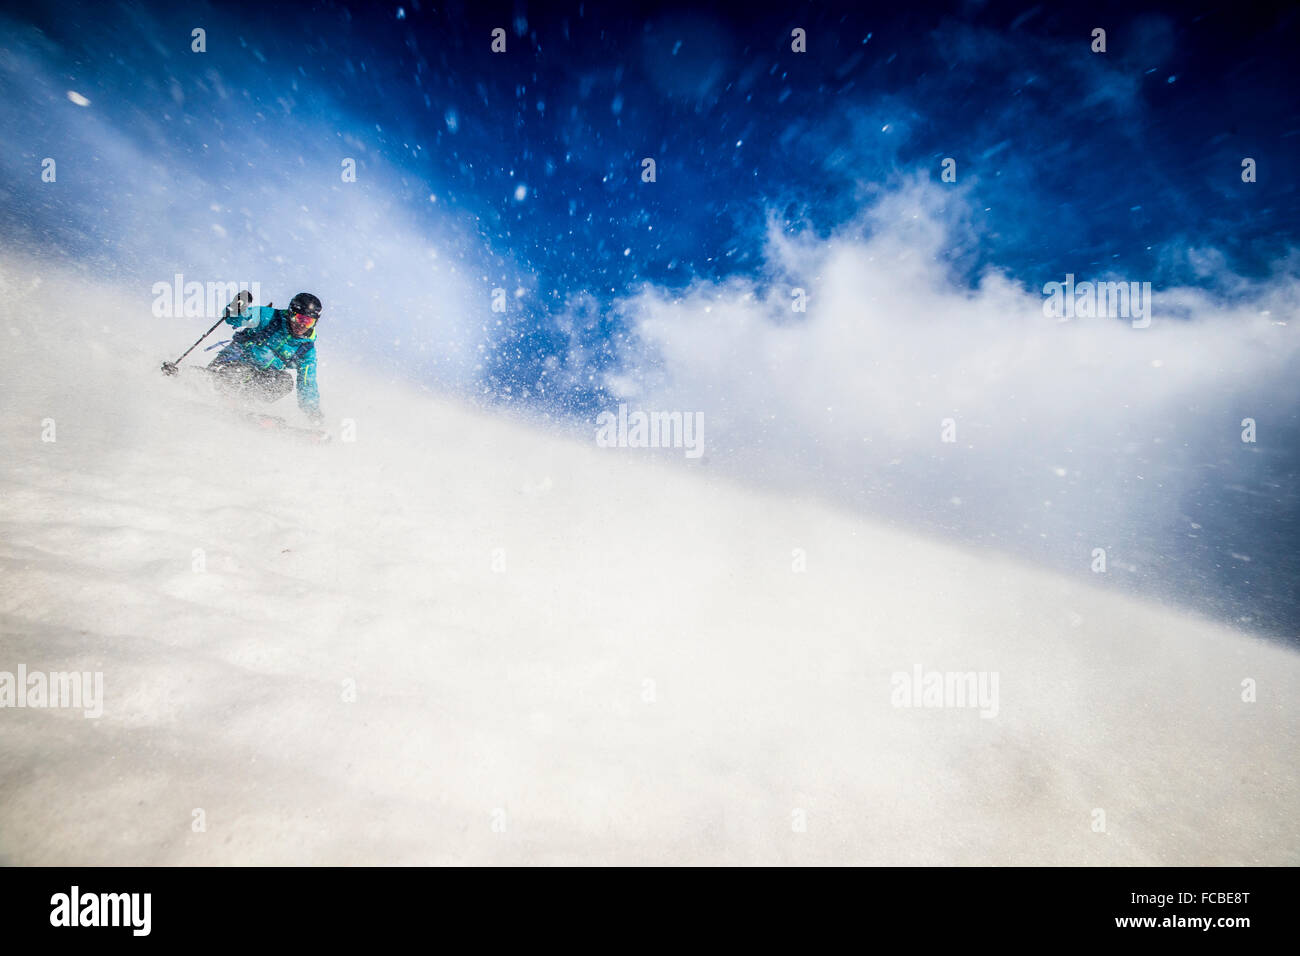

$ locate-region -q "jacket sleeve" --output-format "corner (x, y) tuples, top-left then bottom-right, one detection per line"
(296, 347), (321, 419)
(225, 305), (275, 331)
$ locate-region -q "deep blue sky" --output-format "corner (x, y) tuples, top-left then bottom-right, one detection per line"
(3, 0), (1298, 406)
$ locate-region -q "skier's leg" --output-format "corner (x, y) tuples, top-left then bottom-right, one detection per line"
(207, 342), (255, 399)
(248, 368), (293, 403)
(206, 343), (290, 405)
(236, 361), (292, 400)
(208, 360), (256, 400)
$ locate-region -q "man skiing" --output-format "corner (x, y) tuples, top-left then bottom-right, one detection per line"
(208, 292), (324, 425)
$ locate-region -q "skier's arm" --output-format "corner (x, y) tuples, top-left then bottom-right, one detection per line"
(296, 349), (323, 423)
(224, 305), (275, 332)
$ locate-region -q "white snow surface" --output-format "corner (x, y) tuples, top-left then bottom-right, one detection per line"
(1, 258), (1296, 864)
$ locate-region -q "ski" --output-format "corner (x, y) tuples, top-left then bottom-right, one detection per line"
(235, 410), (331, 443)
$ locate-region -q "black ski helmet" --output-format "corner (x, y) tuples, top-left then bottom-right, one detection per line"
(289, 292), (322, 319)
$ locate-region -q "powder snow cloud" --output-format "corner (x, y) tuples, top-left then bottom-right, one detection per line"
(599, 176), (1300, 628)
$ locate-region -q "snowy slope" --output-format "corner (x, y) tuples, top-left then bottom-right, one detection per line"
(1, 258), (1296, 865)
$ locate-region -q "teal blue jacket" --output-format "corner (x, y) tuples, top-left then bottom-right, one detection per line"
(212, 306), (320, 417)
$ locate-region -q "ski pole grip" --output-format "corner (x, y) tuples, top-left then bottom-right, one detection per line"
(224, 290), (254, 319)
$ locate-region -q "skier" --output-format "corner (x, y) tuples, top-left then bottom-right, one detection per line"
(208, 292), (324, 425)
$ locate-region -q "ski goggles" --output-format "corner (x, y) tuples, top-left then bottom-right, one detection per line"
(288, 311), (319, 336)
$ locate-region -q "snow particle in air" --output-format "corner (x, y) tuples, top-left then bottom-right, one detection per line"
(66, 90), (91, 107)
(514, 184), (528, 201)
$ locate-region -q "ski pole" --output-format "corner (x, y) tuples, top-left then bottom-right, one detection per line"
(161, 291), (253, 375)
